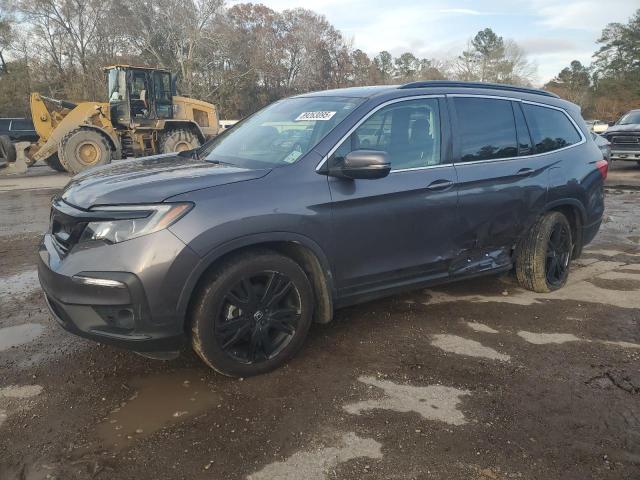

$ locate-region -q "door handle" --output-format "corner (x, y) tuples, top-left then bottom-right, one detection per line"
(426, 179), (455, 191)
(515, 168), (535, 177)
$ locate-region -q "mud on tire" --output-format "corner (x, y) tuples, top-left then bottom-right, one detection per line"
(516, 211), (573, 293)
(59, 128), (113, 174)
(160, 129), (201, 154)
(190, 251), (314, 377)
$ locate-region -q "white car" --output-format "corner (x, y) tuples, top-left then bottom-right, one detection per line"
(586, 119), (609, 134)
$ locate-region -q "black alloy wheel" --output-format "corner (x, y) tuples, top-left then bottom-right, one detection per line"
(545, 222), (571, 288)
(215, 272), (301, 364)
(191, 251), (314, 377)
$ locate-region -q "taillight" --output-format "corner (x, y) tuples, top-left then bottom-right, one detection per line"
(595, 159), (608, 180)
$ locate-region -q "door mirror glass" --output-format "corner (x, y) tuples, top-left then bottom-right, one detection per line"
(330, 150), (391, 180)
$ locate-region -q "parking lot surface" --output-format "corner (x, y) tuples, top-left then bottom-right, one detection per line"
(1, 164), (639, 479)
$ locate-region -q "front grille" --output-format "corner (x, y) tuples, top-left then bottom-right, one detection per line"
(50, 198), (88, 255)
(610, 135), (640, 145)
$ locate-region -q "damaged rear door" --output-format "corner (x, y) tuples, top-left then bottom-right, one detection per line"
(449, 95), (553, 276)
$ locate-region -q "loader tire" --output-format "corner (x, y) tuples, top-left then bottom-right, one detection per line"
(59, 128), (113, 174)
(44, 153), (67, 173)
(515, 211), (573, 293)
(0, 135), (16, 163)
(160, 129), (201, 154)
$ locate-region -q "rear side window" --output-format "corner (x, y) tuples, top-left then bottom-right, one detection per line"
(454, 97), (517, 162)
(522, 104), (582, 154)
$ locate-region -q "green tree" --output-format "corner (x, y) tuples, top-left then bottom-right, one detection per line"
(545, 60), (591, 106)
(593, 9), (640, 81)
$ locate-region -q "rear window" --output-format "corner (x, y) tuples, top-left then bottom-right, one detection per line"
(454, 97), (517, 162)
(522, 104), (582, 154)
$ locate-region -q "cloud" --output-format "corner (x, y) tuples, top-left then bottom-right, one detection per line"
(438, 8), (485, 15)
(518, 36), (578, 55)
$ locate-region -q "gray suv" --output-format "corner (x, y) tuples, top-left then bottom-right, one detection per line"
(38, 81), (607, 377)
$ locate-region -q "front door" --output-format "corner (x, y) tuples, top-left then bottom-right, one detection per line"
(325, 97), (460, 300)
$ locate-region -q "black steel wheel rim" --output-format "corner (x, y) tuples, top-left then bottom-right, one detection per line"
(545, 222), (571, 287)
(215, 271), (301, 364)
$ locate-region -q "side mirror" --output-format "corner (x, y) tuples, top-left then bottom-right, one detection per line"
(330, 150), (391, 180)
(608, 121), (615, 126)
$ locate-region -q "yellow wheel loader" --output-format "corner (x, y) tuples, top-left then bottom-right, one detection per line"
(27, 65), (220, 174)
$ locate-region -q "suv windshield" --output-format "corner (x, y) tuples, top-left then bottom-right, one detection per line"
(618, 111), (640, 125)
(204, 96), (364, 168)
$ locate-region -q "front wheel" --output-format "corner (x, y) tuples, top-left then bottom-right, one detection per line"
(58, 128), (113, 174)
(516, 212), (573, 293)
(191, 251), (314, 377)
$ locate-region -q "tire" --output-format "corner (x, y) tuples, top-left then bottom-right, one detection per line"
(58, 128), (113, 174)
(0, 135), (16, 163)
(160, 128), (201, 154)
(44, 153), (67, 173)
(191, 251), (314, 377)
(516, 211), (573, 293)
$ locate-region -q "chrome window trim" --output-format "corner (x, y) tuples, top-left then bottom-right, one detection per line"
(316, 93), (587, 174)
(315, 94), (444, 172)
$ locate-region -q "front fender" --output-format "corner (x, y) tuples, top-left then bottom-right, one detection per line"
(175, 231), (335, 320)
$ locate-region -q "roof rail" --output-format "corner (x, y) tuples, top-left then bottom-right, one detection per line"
(398, 81), (559, 98)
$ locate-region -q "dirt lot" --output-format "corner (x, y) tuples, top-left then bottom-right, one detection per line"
(1, 163), (639, 480)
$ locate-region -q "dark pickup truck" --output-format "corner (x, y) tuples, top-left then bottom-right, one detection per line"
(601, 109), (640, 164)
(0, 118), (38, 143)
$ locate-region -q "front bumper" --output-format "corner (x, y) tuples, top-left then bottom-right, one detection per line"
(38, 230), (199, 353)
(610, 149), (640, 161)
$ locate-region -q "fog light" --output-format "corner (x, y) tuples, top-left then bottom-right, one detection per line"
(94, 306), (136, 329)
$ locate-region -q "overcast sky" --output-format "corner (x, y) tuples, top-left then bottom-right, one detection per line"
(239, 0), (639, 85)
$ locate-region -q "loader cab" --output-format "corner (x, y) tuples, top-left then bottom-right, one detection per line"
(107, 66), (174, 128)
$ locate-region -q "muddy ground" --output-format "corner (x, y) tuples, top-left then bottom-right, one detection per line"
(0, 164), (639, 480)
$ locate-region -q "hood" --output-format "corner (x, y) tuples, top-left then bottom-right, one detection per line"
(604, 123), (640, 134)
(61, 154), (271, 208)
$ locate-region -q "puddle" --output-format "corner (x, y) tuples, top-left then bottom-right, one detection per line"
(344, 376), (470, 425)
(0, 270), (39, 301)
(247, 432), (382, 480)
(517, 331), (582, 345)
(0, 323), (45, 351)
(603, 340), (640, 349)
(0, 385), (43, 399)
(424, 260), (640, 309)
(465, 322), (499, 334)
(98, 371), (219, 446)
(430, 334), (510, 361)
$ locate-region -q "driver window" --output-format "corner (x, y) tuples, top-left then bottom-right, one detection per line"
(331, 98), (441, 170)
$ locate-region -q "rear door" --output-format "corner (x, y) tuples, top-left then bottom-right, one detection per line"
(325, 96), (460, 299)
(450, 95), (553, 274)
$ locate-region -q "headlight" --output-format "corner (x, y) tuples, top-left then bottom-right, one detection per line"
(80, 203), (192, 244)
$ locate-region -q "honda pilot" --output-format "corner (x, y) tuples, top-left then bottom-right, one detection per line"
(38, 81), (607, 377)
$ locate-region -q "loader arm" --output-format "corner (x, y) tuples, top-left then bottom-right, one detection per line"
(28, 93), (119, 163)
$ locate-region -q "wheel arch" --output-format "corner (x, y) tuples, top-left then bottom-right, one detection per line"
(178, 233), (336, 332)
(543, 199), (586, 258)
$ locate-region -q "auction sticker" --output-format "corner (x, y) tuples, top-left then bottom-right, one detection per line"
(295, 111), (336, 121)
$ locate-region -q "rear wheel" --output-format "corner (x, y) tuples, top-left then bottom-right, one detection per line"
(160, 129), (201, 154)
(44, 153), (66, 173)
(191, 251), (314, 377)
(516, 212), (573, 293)
(59, 128), (113, 174)
(0, 135), (16, 163)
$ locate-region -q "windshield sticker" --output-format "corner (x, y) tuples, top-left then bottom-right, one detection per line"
(283, 150), (303, 163)
(295, 111), (337, 122)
